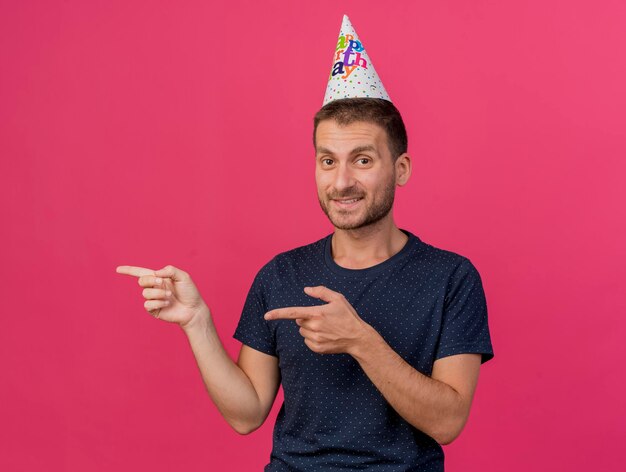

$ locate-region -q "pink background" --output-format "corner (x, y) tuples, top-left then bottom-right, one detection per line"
(1, 1), (625, 470)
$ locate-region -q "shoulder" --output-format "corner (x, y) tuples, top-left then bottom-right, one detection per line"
(274, 234), (329, 262)
(410, 232), (478, 277)
(403, 233), (486, 301)
(253, 234), (330, 279)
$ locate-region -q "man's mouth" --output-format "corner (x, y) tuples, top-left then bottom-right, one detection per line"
(332, 197), (363, 208)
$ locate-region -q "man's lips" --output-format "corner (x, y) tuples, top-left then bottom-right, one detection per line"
(332, 197), (363, 208)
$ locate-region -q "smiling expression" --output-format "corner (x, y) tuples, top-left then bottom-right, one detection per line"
(314, 120), (404, 231)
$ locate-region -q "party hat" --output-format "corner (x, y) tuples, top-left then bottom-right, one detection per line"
(323, 14), (391, 106)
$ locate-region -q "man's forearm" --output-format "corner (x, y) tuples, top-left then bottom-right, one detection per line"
(182, 304), (262, 434)
(349, 324), (465, 445)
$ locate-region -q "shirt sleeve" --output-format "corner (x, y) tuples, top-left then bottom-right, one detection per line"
(232, 263), (277, 357)
(435, 257), (495, 365)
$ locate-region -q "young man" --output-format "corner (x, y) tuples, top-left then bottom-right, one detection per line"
(117, 15), (494, 471)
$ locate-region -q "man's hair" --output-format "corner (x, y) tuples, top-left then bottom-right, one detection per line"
(313, 97), (408, 162)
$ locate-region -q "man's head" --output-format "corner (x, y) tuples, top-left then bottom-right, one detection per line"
(313, 98), (408, 162)
(313, 98), (411, 231)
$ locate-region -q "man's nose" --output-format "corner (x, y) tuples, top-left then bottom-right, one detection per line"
(333, 162), (356, 190)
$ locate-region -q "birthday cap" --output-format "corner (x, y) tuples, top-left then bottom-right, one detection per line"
(323, 14), (391, 106)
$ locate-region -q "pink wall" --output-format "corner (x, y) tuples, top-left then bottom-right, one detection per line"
(1, 1), (624, 470)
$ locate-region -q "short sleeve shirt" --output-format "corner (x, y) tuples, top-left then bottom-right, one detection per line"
(233, 229), (494, 471)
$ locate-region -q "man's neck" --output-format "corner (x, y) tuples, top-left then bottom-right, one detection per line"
(330, 217), (409, 270)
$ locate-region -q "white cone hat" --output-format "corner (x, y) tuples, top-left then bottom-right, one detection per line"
(323, 14), (391, 106)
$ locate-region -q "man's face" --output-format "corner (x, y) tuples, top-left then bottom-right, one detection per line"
(314, 119), (398, 231)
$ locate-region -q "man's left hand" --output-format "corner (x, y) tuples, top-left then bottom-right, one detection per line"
(264, 286), (371, 355)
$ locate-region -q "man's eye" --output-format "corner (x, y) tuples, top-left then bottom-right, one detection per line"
(358, 158), (370, 165)
(322, 159), (333, 165)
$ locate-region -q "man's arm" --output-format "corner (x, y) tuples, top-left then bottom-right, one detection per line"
(350, 324), (481, 445)
(183, 304), (280, 435)
(115, 264), (280, 435)
(264, 285), (483, 445)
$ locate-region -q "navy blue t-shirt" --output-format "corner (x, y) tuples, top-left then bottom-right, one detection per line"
(233, 229), (494, 471)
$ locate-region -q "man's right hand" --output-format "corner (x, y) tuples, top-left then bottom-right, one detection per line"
(116, 263), (280, 434)
(115, 264), (208, 328)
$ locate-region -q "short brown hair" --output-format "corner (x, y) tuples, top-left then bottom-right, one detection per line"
(313, 98), (408, 161)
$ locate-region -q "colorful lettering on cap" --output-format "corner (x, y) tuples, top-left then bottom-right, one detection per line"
(323, 14), (391, 106)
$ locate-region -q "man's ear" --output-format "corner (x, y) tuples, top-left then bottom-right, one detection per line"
(395, 153), (412, 186)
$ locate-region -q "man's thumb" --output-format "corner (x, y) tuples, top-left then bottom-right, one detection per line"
(154, 265), (186, 281)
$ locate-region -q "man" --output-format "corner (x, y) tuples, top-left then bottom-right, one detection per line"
(117, 15), (494, 471)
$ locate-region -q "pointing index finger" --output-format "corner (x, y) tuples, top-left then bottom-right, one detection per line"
(115, 265), (156, 278)
(264, 306), (317, 321)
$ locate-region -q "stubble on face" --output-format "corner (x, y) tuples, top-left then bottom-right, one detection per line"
(317, 170), (396, 231)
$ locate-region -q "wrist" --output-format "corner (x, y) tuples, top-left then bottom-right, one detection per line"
(349, 321), (383, 360)
(180, 302), (212, 334)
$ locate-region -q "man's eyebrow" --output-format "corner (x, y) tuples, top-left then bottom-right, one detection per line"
(316, 145), (378, 156)
(315, 146), (334, 156)
(351, 145), (377, 155)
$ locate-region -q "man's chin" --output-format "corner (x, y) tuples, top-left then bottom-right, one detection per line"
(324, 210), (354, 226)
(327, 216), (366, 231)
(327, 208), (393, 231)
